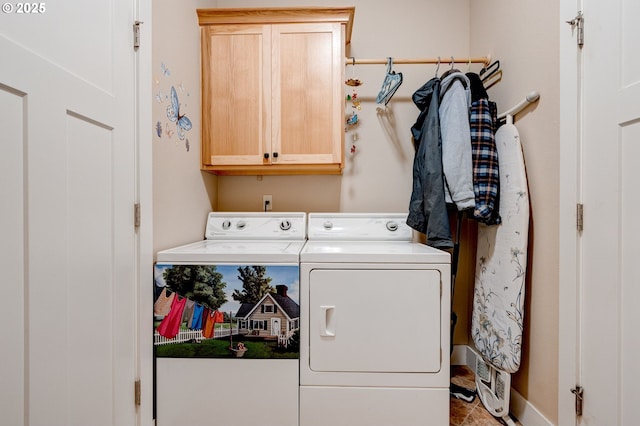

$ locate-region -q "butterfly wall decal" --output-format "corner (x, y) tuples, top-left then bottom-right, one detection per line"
(166, 86), (192, 140)
(160, 62), (170, 77)
(165, 122), (174, 139)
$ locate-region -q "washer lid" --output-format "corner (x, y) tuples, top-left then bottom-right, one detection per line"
(300, 240), (450, 263)
(156, 239), (306, 263)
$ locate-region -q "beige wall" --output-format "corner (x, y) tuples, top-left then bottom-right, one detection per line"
(216, 0), (471, 214)
(469, 1), (560, 423)
(152, 0), (218, 253)
(153, 0), (560, 423)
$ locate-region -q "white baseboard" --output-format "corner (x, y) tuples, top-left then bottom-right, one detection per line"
(451, 345), (555, 426)
(510, 387), (555, 426)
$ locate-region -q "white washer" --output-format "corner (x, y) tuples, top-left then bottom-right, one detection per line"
(154, 212), (306, 426)
(300, 213), (451, 426)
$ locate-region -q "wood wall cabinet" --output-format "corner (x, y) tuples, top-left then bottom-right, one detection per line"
(197, 7), (354, 175)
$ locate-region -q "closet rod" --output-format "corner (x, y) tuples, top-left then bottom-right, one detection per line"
(345, 56), (490, 66)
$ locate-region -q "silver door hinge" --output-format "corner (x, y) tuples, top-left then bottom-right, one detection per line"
(134, 203), (141, 229)
(133, 21), (143, 49)
(566, 11), (584, 48)
(571, 386), (583, 416)
(135, 379), (141, 406)
(576, 203), (584, 232)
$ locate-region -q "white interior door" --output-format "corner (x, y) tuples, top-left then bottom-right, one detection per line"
(0, 1), (141, 424)
(572, 0), (640, 424)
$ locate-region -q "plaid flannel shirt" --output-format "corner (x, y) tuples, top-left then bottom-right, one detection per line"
(470, 98), (501, 224)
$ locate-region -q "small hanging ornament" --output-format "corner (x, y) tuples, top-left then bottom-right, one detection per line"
(345, 87), (360, 128)
(350, 132), (359, 154)
(345, 57), (363, 87)
(351, 91), (361, 111)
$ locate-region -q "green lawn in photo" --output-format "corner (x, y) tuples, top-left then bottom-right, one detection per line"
(155, 335), (299, 359)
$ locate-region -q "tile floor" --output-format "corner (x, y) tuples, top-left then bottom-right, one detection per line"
(450, 365), (522, 426)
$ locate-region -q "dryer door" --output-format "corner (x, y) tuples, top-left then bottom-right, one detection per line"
(309, 268), (442, 373)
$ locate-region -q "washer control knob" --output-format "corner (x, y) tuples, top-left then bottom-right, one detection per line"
(386, 221), (399, 232)
(323, 221), (333, 230)
(280, 220), (291, 231)
(236, 220), (246, 230)
(222, 220), (231, 230)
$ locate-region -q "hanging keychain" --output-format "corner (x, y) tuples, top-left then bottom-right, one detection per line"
(345, 58), (362, 154)
(345, 57), (361, 135)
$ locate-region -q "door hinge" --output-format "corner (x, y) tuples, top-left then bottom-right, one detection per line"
(571, 386), (583, 416)
(134, 379), (141, 406)
(134, 203), (141, 229)
(133, 21), (143, 49)
(566, 11), (584, 48)
(576, 203), (584, 232)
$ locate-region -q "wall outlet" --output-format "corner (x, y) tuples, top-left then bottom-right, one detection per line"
(263, 195), (273, 211)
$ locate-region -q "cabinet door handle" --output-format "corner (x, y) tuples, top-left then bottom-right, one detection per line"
(263, 153), (269, 159)
(273, 152), (279, 158)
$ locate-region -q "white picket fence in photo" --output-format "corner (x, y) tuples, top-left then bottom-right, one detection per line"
(154, 327), (240, 345)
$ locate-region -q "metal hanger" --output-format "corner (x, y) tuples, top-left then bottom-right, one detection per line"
(480, 60), (500, 82)
(440, 56), (460, 79)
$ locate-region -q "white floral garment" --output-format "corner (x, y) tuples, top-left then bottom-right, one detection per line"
(471, 119), (529, 374)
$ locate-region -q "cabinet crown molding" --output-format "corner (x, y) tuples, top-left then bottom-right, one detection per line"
(197, 7), (355, 44)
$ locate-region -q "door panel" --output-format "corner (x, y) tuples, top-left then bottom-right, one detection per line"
(66, 115), (118, 424)
(0, 82), (26, 426)
(580, 0), (640, 423)
(619, 122), (640, 425)
(0, 0), (138, 424)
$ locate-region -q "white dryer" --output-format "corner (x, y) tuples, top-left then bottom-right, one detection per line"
(300, 213), (451, 426)
(154, 212), (306, 426)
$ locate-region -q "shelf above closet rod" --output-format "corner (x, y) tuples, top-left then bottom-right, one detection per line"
(346, 56), (491, 65)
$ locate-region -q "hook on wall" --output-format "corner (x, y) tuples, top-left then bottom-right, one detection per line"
(345, 57), (362, 87)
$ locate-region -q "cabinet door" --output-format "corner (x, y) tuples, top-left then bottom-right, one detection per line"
(271, 23), (344, 166)
(201, 24), (271, 166)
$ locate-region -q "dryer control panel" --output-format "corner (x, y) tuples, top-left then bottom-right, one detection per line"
(307, 213), (412, 241)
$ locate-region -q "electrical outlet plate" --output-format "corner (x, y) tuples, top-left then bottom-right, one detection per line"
(263, 195), (273, 211)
